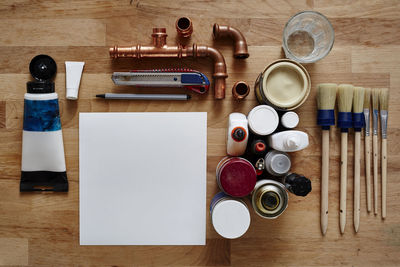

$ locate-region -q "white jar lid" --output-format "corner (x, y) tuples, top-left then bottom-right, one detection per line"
(247, 105), (279, 135)
(281, 111), (299, 129)
(211, 199), (250, 239)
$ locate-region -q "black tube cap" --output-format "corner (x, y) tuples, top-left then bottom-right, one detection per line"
(27, 55), (57, 93)
(29, 55), (57, 81)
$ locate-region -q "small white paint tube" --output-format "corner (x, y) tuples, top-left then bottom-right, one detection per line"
(65, 61), (85, 100)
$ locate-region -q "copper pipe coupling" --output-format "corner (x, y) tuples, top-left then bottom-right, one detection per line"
(232, 81), (250, 100)
(176, 17), (193, 38)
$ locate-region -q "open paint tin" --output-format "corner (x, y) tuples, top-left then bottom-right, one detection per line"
(210, 192), (251, 239)
(216, 157), (257, 197)
(254, 59), (311, 111)
(251, 179), (289, 219)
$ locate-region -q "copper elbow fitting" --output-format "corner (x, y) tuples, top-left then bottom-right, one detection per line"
(213, 23), (249, 59)
(109, 28), (227, 99)
(186, 44), (227, 99)
(176, 17), (193, 38)
(232, 81), (250, 100)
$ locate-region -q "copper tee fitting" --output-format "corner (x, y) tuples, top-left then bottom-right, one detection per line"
(176, 17), (193, 38)
(109, 28), (227, 99)
(213, 23), (249, 59)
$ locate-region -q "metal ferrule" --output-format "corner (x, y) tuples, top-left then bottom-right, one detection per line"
(380, 110), (388, 139)
(372, 109), (379, 136)
(363, 108), (370, 136)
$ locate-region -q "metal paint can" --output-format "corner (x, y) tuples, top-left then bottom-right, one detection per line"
(254, 59), (311, 111)
(210, 192), (251, 239)
(216, 157), (257, 197)
(251, 179), (289, 219)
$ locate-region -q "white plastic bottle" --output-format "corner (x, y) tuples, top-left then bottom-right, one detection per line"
(227, 113), (248, 156)
(268, 130), (309, 152)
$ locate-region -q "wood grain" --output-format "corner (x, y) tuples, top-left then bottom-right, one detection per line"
(0, 238), (28, 265)
(0, 0), (400, 266)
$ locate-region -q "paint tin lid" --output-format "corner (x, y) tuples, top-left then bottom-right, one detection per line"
(265, 150), (291, 176)
(247, 105), (279, 135)
(261, 60), (310, 109)
(212, 199), (250, 239)
(218, 158), (257, 197)
(281, 111), (299, 129)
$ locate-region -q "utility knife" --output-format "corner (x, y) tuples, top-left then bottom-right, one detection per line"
(112, 69), (210, 94)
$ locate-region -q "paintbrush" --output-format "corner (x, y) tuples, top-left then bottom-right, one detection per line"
(317, 83), (337, 235)
(337, 84), (354, 234)
(379, 88), (389, 219)
(352, 87), (365, 233)
(372, 88), (380, 215)
(363, 88), (372, 213)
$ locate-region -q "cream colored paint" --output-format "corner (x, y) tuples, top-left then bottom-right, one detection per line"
(262, 62), (308, 108)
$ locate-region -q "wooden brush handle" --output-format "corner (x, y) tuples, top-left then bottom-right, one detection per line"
(365, 135), (372, 212)
(373, 135), (379, 215)
(321, 129), (330, 235)
(354, 132), (361, 233)
(340, 132), (348, 234)
(382, 138), (387, 219)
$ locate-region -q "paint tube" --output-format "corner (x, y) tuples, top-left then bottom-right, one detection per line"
(65, 61), (84, 100)
(20, 55), (68, 192)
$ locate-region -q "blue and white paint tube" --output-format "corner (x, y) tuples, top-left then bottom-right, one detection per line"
(20, 55), (68, 192)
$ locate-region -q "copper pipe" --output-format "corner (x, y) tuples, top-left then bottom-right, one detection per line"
(176, 17), (193, 38)
(232, 81), (250, 100)
(109, 28), (227, 99)
(213, 23), (249, 59)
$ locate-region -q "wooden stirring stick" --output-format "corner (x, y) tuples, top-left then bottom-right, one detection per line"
(363, 88), (372, 213)
(337, 84), (354, 234)
(317, 83), (337, 235)
(352, 87), (365, 233)
(379, 88), (389, 219)
(372, 89), (380, 215)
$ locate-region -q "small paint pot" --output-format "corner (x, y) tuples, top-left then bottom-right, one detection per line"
(216, 157), (257, 197)
(210, 192), (251, 239)
(247, 105), (279, 136)
(254, 59), (311, 111)
(264, 150), (291, 176)
(251, 179), (289, 219)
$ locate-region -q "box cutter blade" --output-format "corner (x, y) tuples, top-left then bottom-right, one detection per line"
(111, 69), (210, 94)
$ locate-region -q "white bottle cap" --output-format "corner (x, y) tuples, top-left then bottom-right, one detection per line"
(285, 134), (300, 150)
(212, 199), (250, 239)
(247, 105), (279, 135)
(281, 111), (299, 129)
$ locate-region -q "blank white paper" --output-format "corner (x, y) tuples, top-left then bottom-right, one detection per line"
(79, 112), (207, 245)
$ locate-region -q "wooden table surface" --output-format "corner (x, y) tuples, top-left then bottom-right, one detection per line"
(1, 0), (400, 266)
